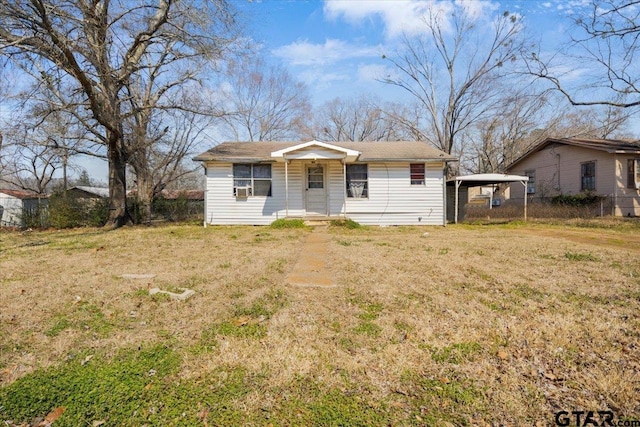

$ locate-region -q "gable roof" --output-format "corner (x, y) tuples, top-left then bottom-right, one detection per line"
(508, 137), (640, 170)
(70, 186), (110, 198)
(0, 189), (45, 199)
(193, 141), (457, 163)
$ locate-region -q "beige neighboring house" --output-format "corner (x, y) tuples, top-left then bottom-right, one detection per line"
(194, 140), (457, 226)
(506, 137), (640, 216)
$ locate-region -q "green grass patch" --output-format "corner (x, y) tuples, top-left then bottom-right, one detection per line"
(276, 377), (390, 425)
(353, 321), (382, 337)
(234, 288), (288, 319)
(428, 342), (482, 364)
(205, 320), (267, 340)
(0, 345), (252, 426)
(358, 302), (383, 321)
(400, 371), (486, 425)
(44, 316), (72, 337)
(564, 251), (600, 262)
(270, 218), (308, 229)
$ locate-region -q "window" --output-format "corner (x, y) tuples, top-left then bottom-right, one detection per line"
(525, 169), (536, 194)
(628, 159), (640, 189)
(346, 164), (368, 198)
(307, 165), (324, 189)
(581, 161), (596, 191)
(410, 163), (425, 185)
(233, 164), (272, 196)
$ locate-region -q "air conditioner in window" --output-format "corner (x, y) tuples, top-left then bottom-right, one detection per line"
(235, 187), (250, 198)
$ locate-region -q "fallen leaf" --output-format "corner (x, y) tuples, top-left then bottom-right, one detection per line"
(438, 377), (450, 384)
(233, 316), (251, 327)
(40, 407), (65, 425)
(81, 355), (94, 366)
(92, 421), (106, 427)
(497, 350), (509, 360)
(144, 382), (153, 390)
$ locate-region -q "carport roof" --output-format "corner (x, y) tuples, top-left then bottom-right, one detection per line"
(448, 173), (529, 187)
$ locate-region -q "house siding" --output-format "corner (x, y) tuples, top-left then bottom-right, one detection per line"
(508, 143), (640, 216)
(614, 153), (640, 216)
(509, 144), (616, 199)
(204, 160), (447, 225)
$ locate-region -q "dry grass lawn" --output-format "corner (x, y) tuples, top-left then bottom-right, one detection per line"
(1, 220), (639, 426)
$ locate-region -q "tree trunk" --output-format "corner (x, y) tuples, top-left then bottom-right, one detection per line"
(106, 136), (131, 229)
(135, 168), (154, 224)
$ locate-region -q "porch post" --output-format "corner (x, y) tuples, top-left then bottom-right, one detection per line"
(521, 181), (527, 221)
(285, 158), (289, 217)
(455, 179), (461, 224)
(343, 159), (347, 218)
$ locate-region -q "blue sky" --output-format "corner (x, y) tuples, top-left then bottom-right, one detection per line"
(80, 0), (600, 181)
(234, 0), (591, 106)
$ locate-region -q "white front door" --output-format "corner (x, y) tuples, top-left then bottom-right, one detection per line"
(306, 164), (327, 215)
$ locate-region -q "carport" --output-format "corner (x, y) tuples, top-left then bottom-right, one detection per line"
(453, 173), (529, 223)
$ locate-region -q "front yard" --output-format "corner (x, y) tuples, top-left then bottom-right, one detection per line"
(0, 220), (639, 426)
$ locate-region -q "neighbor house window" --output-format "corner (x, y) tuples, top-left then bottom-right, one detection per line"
(525, 169), (536, 194)
(410, 163), (425, 185)
(233, 163), (272, 196)
(346, 164), (368, 198)
(581, 161), (596, 191)
(627, 159), (640, 189)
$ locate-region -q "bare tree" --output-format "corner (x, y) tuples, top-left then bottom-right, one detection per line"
(382, 5), (524, 160)
(526, 0), (640, 108)
(471, 95), (633, 173)
(310, 95), (408, 142)
(128, 104), (213, 221)
(0, 0), (239, 228)
(217, 57), (311, 141)
(0, 122), (62, 195)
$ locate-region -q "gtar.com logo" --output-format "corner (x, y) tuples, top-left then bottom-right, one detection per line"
(554, 410), (640, 427)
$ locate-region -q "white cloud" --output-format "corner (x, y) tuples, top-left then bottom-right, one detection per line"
(357, 63), (396, 83)
(324, 0), (500, 38)
(272, 39), (381, 66)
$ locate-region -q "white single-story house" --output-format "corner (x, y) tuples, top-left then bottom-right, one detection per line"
(193, 140), (457, 226)
(0, 189), (48, 227)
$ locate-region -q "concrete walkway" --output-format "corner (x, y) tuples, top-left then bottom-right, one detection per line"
(286, 228), (336, 287)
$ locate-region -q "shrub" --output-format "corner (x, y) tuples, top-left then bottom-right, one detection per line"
(270, 218), (308, 229)
(47, 191), (109, 228)
(551, 192), (604, 207)
(329, 218), (362, 229)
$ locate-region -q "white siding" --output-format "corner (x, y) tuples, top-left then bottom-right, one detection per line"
(344, 162), (446, 225)
(0, 194), (23, 226)
(204, 160), (447, 225)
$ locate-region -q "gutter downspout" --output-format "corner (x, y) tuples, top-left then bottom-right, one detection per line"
(343, 160), (347, 219)
(285, 157), (289, 218)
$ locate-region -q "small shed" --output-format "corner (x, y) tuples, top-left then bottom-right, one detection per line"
(0, 189), (48, 227)
(450, 174), (529, 223)
(67, 186), (110, 199)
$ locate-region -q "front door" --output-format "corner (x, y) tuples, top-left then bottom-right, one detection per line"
(306, 164), (326, 215)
